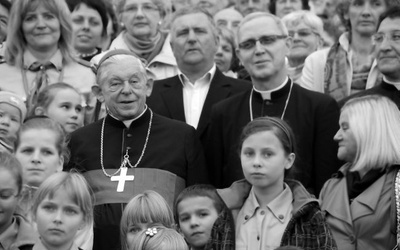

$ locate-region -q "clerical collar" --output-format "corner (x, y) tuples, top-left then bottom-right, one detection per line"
(108, 105), (148, 128)
(178, 64), (216, 86)
(383, 76), (400, 90)
(253, 77), (289, 100)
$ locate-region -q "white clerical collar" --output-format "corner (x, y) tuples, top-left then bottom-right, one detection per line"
(253, 77), (289, 100)
(108, 105), (148, 128)
(383, 76), (400, 90)
(178, 64), (216, 86)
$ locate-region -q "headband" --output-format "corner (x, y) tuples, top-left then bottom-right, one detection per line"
(261, 117), (294, 153)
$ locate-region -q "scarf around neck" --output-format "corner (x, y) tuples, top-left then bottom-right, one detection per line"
(123, 30), (165, 63)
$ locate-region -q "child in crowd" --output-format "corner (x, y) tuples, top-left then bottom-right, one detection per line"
(128, 224), (188, 250)
(175, 184), (235, 250)
(29, 171), (94, 250)
(0, 151), (37, 249)
(0, 91), (26, 153)
(120, 190), (175, 250)
(32, 83), (84, 133)
(218, 117), (337, 250)
(14, 116), (67, 217)
(14, 116), (93, 250)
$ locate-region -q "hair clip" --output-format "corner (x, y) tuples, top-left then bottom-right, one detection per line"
(145, 228), (158, 237)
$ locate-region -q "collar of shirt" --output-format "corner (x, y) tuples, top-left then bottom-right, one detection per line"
(33, 238), (80, 250)
(383, 76), (400, 90)
(240, 183), (293, 223)
(178, 64), (216, 87)
(108, 105), (148, 128)
(23, 49), (63, 71)
(0, 217), (18, 249)
(253, 76), (289, 100)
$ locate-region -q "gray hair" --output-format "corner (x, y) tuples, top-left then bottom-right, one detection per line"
(237, 12), (288, 41)
(116, 0), (170, 18)
(281, 10), (324, 37)
(169, 6), (218, 41)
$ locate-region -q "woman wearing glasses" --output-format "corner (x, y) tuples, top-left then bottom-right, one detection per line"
(108, 0), (177, 80)
(282, 10), (324, 82)
(300, 0), (397, 102)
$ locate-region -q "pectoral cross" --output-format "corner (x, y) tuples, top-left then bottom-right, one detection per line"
(111, 167), (134, 192)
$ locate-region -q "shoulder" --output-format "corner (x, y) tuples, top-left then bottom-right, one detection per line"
(213, 90), (250, 110)
(153, 75), (180, 88)
(70, 120), (102, 139)
(292, 83), (337, 105)
(152, 113), (195, 131)
(305, 48), (330, 64)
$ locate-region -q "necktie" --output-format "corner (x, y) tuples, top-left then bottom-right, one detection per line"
(26, 61), (55, 112)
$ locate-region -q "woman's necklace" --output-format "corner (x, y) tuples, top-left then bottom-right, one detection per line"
(100, 109), (153, 178)
(249, 81), (293, 121)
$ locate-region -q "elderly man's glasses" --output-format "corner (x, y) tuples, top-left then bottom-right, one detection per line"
(238, 35), (288, 50)
(108, 78), (145, 92)
(372, 31), (400, 45)
(123, 4), (159, 13)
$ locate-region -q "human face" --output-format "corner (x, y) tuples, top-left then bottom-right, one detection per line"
(126, 222), (149, 249)
(0, 168), (19, 235)
(214, 8), (243, 33)
(177, 196), (219, 250)
(347, 0), (386, 36)
(287, 22), (321, 66)
(236, 16), (291, 88)
(276, 0), (302, 18)
(214, 36), (234, 72)
(191, 0), (221, 15)
(96, 61), (152, 121)
(22, 4), (61, 53)
(170, 13), (219, 70)
(334, 112), (357, 163)
(35, 190), (85, 249)
(43, 89), (84, 134)
(15, 129), (63, 187)
(120, 0), (162, 40)
(375, 18), (400, 82)
(241, 130), (294, 190)
(0, 103), (22, 141)
(236, 0), (270, 17)
(0, 4), (9, 43)
(72, 3), (104, 54)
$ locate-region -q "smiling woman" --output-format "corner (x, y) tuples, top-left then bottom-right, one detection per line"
(0, 0), (96, 114)
(67, 0), (108, 61)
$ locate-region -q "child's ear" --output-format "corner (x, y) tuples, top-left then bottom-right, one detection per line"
(285, 153), (295, 170)
(34, 107), (46, 116)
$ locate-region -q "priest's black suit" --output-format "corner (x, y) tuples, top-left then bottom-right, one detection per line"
(147, 68), (251, 145)
(206, 79), (341, 195)
(66, 108), (208, 250)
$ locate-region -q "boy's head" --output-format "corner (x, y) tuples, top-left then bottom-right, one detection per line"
(174, 185), (224, 250)
(0, 92), (27, 142)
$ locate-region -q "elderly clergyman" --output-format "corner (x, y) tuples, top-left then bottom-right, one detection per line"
(66, 50), (209, 250)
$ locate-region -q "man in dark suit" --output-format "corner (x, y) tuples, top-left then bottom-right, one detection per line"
(206, 12), (341, 194)
(147, 7), (250, 145)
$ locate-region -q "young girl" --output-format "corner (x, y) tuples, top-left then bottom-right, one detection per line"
(0, 91), (27, 153)
(0, 151), (37, 249)
(218, 117), (337, 250)
(29, 171), (94, 250)
(128, 224), (188, 250)
(120, 190), (175, 250)
(175, 184), (235, 250)
(32, 83), (84, 133)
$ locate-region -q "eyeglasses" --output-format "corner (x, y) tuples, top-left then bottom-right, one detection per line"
(288, 29), (319, 39)
(123, 4), (159, 14)
(372, 32), (400, 45)
(238, 35), (288, 50)
(107, 79), (145, 92)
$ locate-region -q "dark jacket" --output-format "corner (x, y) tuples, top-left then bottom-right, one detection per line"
(218, 179), (337, 250)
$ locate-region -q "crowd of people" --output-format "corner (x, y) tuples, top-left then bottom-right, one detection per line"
(1, 0), (400, 249)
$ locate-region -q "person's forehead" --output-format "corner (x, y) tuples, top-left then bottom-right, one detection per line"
(286, 21), (312, 30)
(237, 0), (269, 6)
(105, 62), (146, 78)
(173, 12), (212, 29)
(378, 17), (400, 32)
(124, 0), (154, 6)
(215, 8), (243, 21)
(238, 16), (282, 40)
